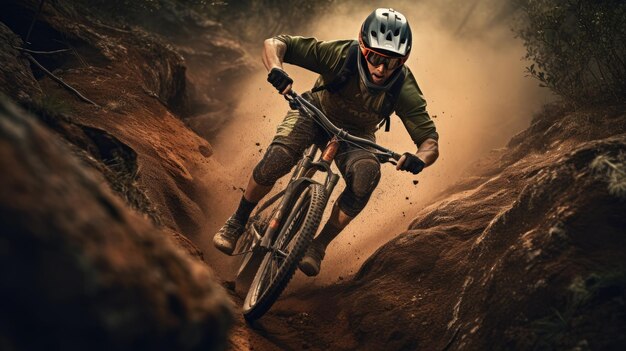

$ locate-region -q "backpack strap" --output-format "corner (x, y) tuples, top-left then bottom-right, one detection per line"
(311, 40), (406, 132)
(378, 66), (406, 132)
(311, 41), (359, 94)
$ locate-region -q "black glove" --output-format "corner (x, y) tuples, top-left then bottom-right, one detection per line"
(398, 153), (425, 174)
(267, 68), (293, 93)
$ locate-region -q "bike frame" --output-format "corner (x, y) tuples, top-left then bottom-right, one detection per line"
(236, 90), (401, 265)
(252, 138), (341, 253)
(235, 91), (410, 318)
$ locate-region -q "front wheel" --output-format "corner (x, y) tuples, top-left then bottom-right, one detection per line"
(242, 183), (326, 321)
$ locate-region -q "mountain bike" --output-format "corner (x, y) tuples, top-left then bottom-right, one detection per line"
(232, 91), (402, 322)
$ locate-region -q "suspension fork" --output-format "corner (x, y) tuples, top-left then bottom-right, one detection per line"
(253, 145), (319, 225)
(295, 137), (341, 194)
(259, 137), (341, 249)
(320, 137), (341, 194)
(291, 144), (318, 181)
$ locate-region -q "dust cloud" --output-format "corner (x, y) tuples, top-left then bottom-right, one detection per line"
(205, 0), (552, 286)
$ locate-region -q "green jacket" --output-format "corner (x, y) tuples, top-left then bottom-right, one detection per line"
(275, 35), (438, 146)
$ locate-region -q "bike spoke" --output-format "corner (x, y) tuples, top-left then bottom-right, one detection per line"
(274, 248), (288, 259)
(256, 199), (308, 302)
(270, 250), (285, 281)
(243, 183), (326, 321)
(270, 255), (277, 283)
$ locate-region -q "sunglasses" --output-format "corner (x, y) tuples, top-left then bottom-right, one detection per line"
(361, 47), (405, 70)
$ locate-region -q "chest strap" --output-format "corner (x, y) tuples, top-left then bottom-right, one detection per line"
(311, 41), (406, 132)
(378, 67), (405, 132)
(311, 41), (360, 94)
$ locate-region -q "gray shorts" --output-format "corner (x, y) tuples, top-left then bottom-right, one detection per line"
(253, 109), (381, 217)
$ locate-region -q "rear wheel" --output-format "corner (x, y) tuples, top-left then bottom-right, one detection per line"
(242, 183), (326, 321)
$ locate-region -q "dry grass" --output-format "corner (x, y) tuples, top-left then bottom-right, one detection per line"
(590, 153), (626, 199)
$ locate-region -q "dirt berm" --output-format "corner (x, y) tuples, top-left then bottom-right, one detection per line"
(0, 0), (248, 349)
(258, 103), (626, 350)
(0, 95), (234, 350)
(0, 0), (254, 249)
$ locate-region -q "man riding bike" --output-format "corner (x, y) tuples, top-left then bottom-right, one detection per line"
(214, 8), (439, 277)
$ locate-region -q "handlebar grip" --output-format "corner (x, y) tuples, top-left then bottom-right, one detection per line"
(284, 91), (300, 110)
(284, 91), (403, 167)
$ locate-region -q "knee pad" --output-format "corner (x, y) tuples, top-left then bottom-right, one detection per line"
(252, 143), (299, 186)
(338, 158), (381, 217)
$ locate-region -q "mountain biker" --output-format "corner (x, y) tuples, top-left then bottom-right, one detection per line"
(213, 8), (439, 277)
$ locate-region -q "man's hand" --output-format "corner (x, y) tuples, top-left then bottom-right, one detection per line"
(396, 152), (426, 174)
(267, 68), (293, 94)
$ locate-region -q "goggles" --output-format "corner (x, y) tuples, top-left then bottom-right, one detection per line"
(361, 46), (406, 70)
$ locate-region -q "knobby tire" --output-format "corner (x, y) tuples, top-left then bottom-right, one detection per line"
(242, 183), (326, 321)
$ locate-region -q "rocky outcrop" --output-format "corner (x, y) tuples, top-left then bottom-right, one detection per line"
(340, 104), (626, 350)
(1, 0), (190, 112)
(42, 0), (257, 139)
(0, 96), (233, 350)
(177, 31), (254, 139)
(0, 0), (232, 241)
(122, 1), (256, 139)
(255, 104), (626, 351)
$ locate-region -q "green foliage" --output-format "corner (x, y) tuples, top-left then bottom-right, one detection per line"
(214, 0), (336, 43)
(103, 154), (163, 226)
(526, 271), (626, 349)
(30, 92), (74, 127)
(33, 93), (72, 117)
(515, 0), (626, 104)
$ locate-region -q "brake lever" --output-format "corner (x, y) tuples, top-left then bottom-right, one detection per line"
(284, 91), (301, 110)
(375, 153), (398, 165)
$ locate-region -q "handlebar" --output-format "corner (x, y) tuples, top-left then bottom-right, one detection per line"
(284, 91), (402, 164)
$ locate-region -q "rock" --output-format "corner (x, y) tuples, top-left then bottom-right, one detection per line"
(342, 106), (626, 350)
(0, 96), (233, 351)
(0, 0), (235, 240)
(262, 105), (626, 351)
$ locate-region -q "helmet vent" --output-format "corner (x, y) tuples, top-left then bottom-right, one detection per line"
(362, 8), (412, 57)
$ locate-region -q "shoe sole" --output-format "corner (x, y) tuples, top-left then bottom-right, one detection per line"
(213, 236), (235, 256)
(298, 259), (320, 277)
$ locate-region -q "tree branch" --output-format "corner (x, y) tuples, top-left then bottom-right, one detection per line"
(14, 46), (69, 55)
(24, 52), (100, 107)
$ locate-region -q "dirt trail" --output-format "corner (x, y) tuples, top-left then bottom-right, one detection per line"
(225, 104), (626, 350)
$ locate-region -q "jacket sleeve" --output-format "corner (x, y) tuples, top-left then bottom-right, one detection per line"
(274, 35), (352, 76)
(395, 68), (439, 147)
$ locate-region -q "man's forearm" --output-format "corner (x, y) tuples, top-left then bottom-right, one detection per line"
(262, 38), (287, 71)
(416, 138), (439, 166)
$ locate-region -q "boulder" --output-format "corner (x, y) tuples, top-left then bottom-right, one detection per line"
(0, 96), (233, 351)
